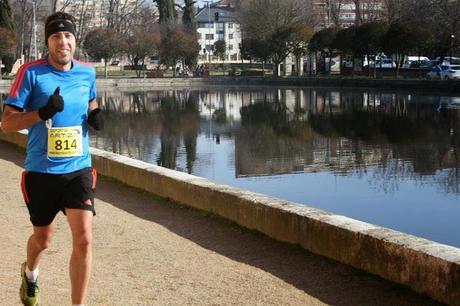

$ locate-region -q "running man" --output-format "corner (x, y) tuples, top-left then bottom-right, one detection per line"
(1, 12), (103, 306)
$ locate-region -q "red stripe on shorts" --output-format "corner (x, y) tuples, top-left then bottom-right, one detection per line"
(91, 168), (97, 189)
(20, 171), (30, 204)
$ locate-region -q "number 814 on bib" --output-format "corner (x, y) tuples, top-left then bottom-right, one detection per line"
(47, 126), (83, 157)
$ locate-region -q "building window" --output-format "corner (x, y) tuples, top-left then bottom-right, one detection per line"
(205, 34), (214, 40)
(228, 44), (233, 50)
(198, 22), (214, 28)
(341, 13), (355, 20)
(228, 33), (233, 39)
(228, 23), (233, 28)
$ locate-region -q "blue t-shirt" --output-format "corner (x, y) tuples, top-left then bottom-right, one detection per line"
(6, 57), (97, 174)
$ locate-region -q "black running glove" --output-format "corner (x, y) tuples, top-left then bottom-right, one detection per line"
(87, 108), (104, 131)
(38, 87), (64, 121)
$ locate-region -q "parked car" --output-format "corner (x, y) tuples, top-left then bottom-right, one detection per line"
(439, 96), (460, 110)
(426, 64), (460, 80)
(402, 56), (432, 68)
(365, 58), (396, 68)
(436, 56), (460, 65)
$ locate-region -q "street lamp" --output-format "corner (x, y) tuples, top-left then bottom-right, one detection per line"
(206, 1), (213, 63)
(28, 0), (38, 60)
(450, 34), (455, 64)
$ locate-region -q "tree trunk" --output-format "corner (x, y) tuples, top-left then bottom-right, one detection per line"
(273, 62), (280, 77)
(104, 60), (108, 79)
(296, 56), (301, 77)
(142, 59), (145, 78)
(339, 54), (343, 76)
(352, 56), (355, 78)
(373, 55), (377, 79)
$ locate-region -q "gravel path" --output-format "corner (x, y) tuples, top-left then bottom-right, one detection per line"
(0, 141), (443, 305)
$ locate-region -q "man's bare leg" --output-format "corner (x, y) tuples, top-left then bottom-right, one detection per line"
(27, 222), (57, 271)
(66, 209), (93, 305)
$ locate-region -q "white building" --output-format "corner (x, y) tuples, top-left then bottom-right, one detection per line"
(196, 5), (242, 63)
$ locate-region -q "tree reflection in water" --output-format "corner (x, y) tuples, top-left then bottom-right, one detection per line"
(88, 87), (459, 195)
(238, 89), (459, 195)
(157, 91), (200, 173)
(92, 89), (200, 174)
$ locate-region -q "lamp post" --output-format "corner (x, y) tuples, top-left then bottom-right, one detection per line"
(207, 1), (212, 64)
(450, 34), (455, 64)
(31, 0), (38, 60)
(202, 1), (211, 63)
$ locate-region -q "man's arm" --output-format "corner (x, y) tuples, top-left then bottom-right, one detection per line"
(88, 99), (98, 112)
(87, 99), (104, 131)
(1, 105), (41, 133)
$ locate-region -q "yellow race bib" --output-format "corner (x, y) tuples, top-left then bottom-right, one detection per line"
(47, 126), (83, 157)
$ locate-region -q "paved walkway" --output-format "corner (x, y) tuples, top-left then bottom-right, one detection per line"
(0, 141), (443, 305)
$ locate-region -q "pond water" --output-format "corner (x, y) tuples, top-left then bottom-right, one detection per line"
(2, 86), (460, 247)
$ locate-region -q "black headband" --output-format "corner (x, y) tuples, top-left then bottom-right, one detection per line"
(45, 19), (76, 43)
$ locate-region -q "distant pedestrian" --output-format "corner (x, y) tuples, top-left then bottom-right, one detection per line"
(203, 65), (210, 77)
(184, 66), (190, 78)
(195, 65), (202, 77)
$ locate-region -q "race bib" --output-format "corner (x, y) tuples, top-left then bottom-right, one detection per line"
(47, 126), (83, 157)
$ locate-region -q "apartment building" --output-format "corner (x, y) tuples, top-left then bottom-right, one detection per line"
(313, 0), (385, 29)
(196, 4), (242, 63)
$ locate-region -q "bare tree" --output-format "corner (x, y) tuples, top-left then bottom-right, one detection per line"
(106, 0), (149, 34)
(330, 0), (346, 27)
(126, 30), (160, 77)
(390, 0), (459, 58)
(352, 0), (363, 25)
(237, 0), (312, 40)
(382, 0), (404, 23)
(131, 3), (159, 33)
(237, 0), (315, 76)
(11, 0), (49, 61)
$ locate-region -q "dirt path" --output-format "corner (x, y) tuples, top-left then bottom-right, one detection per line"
(0, 141), (442, 305)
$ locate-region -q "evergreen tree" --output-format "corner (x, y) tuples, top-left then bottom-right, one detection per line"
(0, 0), (15, 31)
(182, 0), (197, 32)
(0, 0), (15, 75)
(182, 0), (197, 66)
(156, 0), (176, 24)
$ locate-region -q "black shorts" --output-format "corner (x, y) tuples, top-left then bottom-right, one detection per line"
(20, 167), (97, 227)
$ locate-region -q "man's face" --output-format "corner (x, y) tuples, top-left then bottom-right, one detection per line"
(47, 31), (76, 68)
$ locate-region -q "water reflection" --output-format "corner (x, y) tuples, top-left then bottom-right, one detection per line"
(89, 87), (460, 196)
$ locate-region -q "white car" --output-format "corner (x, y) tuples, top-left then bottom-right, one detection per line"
(427, 64), (460, 80)
(402, 56), (431, 68)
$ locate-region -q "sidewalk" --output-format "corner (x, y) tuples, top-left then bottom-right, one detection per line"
(0, 141), (442, 305)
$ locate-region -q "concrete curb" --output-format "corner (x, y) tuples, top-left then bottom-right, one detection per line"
(1, 130), (459, 305)
(2, 77), (459, 93)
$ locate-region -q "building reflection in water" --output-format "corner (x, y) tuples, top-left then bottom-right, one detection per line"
(87, 87), (459, 196)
